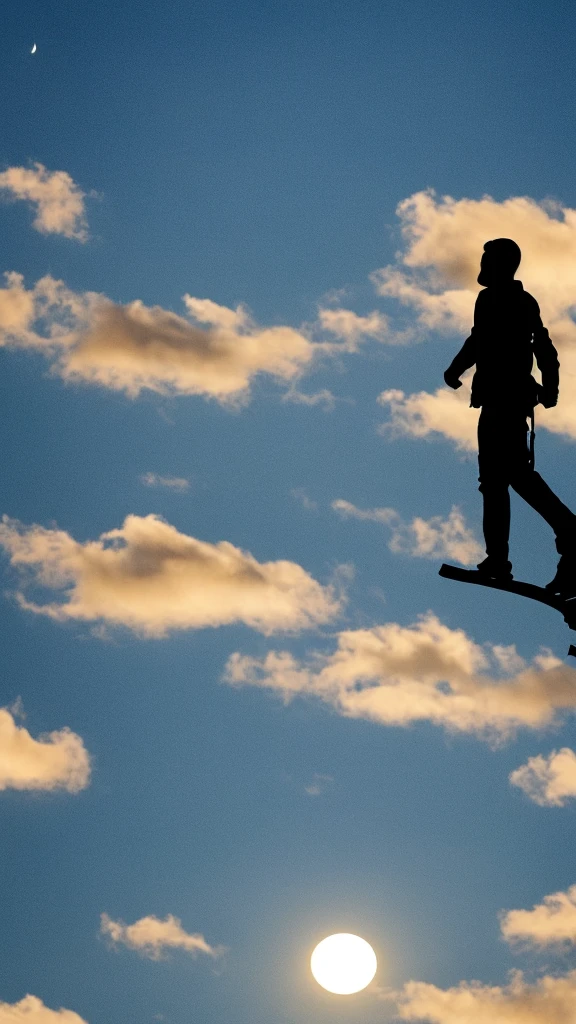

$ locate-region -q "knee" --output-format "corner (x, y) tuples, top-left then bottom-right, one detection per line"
(510, 468), (537, 490)
(478, 476), (508, 496)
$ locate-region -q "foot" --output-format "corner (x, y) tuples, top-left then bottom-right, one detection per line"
(476, 557), (513, 580)
(546, 553), (576, 598)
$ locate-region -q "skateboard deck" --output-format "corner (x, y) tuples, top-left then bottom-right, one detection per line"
(439, 563), (576, 634)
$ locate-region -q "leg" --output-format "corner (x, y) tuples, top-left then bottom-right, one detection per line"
(506, 413), (576, 595)
(477, 409), (513, 572)
(511, 468), (575, 543)
(479, 479), (511, 561)
(501, 410), (576, 543)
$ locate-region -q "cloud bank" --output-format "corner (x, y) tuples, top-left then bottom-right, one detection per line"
(225, 614), (576, 741)
(332, 500), (482, 565)
(0, 706), (90, 793)
(0, 995), (88, 1023)
(100, 913), (223, 960)
(374, 190), (576, 445)
(501, 884), (576, 947)
(0, 514), (341, 638)
(391, 970), (576, 1023)
(0, 164), (89, 241)
(510, 747), (576, 806)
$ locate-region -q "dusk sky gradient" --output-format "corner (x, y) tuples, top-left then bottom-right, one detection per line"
(2, 1), (576, 1022)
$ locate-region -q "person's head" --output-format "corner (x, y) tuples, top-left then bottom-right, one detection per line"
(477, 238), (521, 286)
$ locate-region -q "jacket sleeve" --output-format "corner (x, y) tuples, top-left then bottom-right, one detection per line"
(532, 303), (559, 407)
(444, 293), (481, 387)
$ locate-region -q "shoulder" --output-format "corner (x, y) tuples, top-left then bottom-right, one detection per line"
(520, 288), (540, 315)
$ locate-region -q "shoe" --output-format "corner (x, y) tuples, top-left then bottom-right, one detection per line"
(546, 553), (576, 598)
(476, 557), (513, 581)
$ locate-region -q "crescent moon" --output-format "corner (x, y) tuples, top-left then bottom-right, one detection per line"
(31, 43), (36, 53)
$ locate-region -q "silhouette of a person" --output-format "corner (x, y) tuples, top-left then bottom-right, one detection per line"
(444, 238), (576, 596)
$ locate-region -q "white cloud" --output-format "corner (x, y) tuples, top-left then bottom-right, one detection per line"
(317, 307), (390, 349)
(0, 272), (93, 351)
(389, 969), (576, 1023)
(100, 913), (223, 961)
(60, 294), (318, 403)
(0, 514), (341, 638)
(0, 995), (88, 1023)
(501, 885), (576, 947)
(0, 272), (369, 405)
(373, 190), (576, 446)
(225, 614), (576, 742)
(0, 163), (89, 241)
(372, 266), (476, 336)
(332, 500), (482, 565)
(510, 747), (576, 806)
(377, 386), (479, 452)
(140, 473), (190, 491)
(0, 706), (90, 793)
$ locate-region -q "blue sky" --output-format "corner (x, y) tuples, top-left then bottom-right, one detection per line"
(2, 1), (576, 1022)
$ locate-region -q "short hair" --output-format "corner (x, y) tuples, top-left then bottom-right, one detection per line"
(483, 237), (521, 272)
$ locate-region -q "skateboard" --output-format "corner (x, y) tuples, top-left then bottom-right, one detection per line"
(439, 563), (576, 658)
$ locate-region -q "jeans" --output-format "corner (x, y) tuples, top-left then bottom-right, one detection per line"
(477, 407), (574, 561)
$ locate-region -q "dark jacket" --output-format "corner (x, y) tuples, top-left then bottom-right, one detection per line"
(444, 280), (559, 412)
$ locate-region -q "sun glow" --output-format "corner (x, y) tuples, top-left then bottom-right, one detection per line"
(310, 933), (377, 994)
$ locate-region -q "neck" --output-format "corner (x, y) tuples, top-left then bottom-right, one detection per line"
(480, 276), (516, 288)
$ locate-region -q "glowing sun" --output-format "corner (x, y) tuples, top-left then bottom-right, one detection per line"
(310, 933), (377, 994)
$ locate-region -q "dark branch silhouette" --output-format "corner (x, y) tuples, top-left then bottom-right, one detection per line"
(444, 238), (576, 597)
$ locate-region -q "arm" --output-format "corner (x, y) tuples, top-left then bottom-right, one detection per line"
(532, 307), (559, 408)
(444, 293), (482, 389)
(444, 332), (478, 389)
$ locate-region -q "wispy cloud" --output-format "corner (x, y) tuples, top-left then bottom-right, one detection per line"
(304, 772), (333, 796)
(140, 472), (190, 492)
(225, 615), (576, 741)
(281, 385), (337, 409)
(0, 514), (342, 638)
(372, 190), (576, 446)
(501, 884), (576, 947)
(291, 488), (318, 511)
(0, 705), (90, 793)
(510, 747), (576, 806)
(332, 500), (483, 565)
(0, 163), (90, 241)
(0, 994), (88, 1022)
(100, 913), (224, 961)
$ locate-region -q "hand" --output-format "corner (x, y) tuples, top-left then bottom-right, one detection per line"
(537, 385), (558, 408)
(444, 371), (462, 390)
(539, 391), (558, 409)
